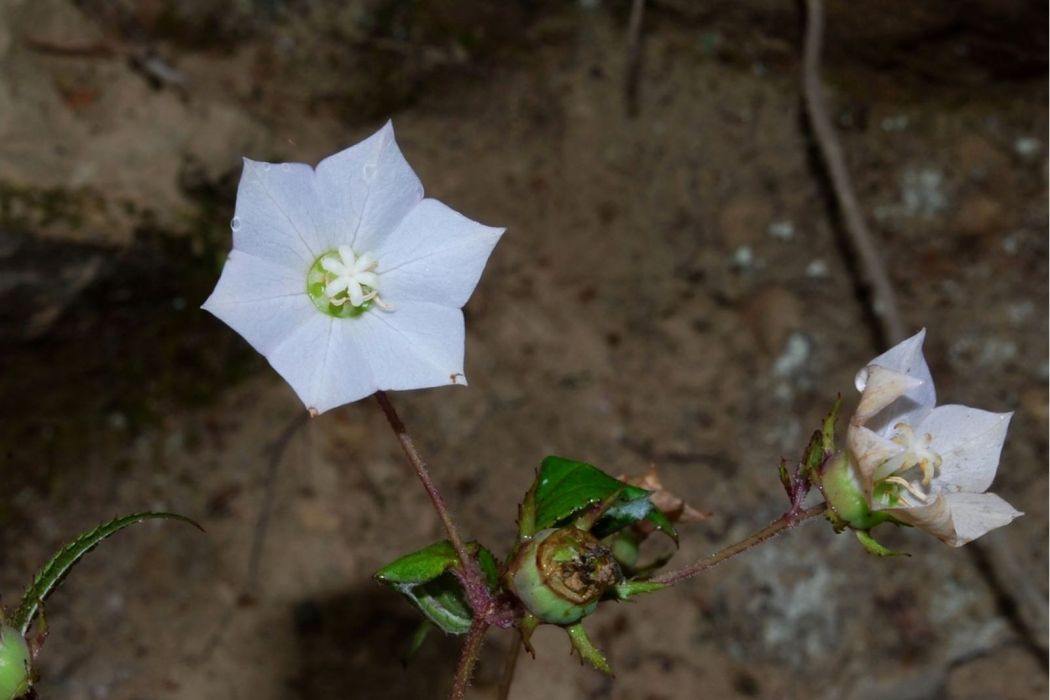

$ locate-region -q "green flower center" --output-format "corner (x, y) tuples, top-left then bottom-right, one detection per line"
(306, 246), (388, 319)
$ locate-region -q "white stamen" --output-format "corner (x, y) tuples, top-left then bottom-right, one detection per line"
(316, 246), (392, 312)
(884, 475), (929, 503)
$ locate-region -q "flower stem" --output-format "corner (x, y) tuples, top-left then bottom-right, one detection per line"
(652, 503), (827, 586)
(374, 391), (477, 577)
(451, 618), (490, 700)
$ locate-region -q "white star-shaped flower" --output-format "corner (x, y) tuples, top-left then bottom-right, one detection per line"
(846, 329), (1022, 546)
(203, 121), (504, 415)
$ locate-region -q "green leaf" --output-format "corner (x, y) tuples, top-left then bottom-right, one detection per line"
(375, 540), (500, 636)
(476, 545), (500, 589)
(533, 456), (677, 543)
(398, 575), (473, 634)
(375, 540), (462, 585)
(12, 512), (202, 636)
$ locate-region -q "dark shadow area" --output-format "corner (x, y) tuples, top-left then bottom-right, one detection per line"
(289, 586), (463, 700)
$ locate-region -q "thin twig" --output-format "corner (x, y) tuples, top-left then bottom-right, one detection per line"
(450, 618), (490, 700)
(801, 0), (905, 345)
(624, 0), (647, 117)
(652, 504), (827, 586)
(244, 411), (310, 596)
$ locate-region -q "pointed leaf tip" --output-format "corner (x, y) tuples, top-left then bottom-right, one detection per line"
(13, 511), (202, 636)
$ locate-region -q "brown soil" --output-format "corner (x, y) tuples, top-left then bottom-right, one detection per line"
(1, 1), (1046, 699)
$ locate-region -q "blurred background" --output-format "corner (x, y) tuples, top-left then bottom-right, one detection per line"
(0, 0), (1046, 698)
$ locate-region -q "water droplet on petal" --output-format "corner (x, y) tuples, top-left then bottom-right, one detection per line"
(261, 163), (271, 172)
(230, 216), (241, 231)
(414, 185), (424, 199)
(854, 367), (870, 393)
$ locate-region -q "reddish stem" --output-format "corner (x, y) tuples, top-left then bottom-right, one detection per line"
(653, 503), (827, 586)
(450, 618), (490, 700)
(373, 391), (491, 615)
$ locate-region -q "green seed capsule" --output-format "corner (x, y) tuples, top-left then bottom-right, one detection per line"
(0, 625), (31, 700)
(505, 527), (621, 626)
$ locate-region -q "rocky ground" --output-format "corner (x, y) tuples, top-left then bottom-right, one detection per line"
(0, 1), (1047, 699)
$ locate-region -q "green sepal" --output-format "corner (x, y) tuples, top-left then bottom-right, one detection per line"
(375, 540), (499, 636)
(804, 397), (842, 488)
(855, 529), (909, 557)
(821, 395), (841, 449)
(517, 472), (539, 539)
(566, 623), (612, 675)
(12, 512), (202, 637)
(519, 612), (540, 656)
(800, 429), (825, 485)
(777, 458), (792, 495)
(532, 456), (677, 544)
(613, 580), (666, 600)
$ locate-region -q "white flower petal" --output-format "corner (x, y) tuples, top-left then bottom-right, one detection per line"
(890, 491), (1022, 546)
(233, 159), (325, 270)
(847, 424), (905, 497)
(356, 302), (466, 390)
(266, 314), (377, 413)
(314, 121), (423, 253)
(922, 405), (1013, 493)
(861, 329), (936, 432)
(939, 492), (1022, 546)
(852, 366), (924, 427)
(201, 251), (314, 355)
(377, 199), (505, 308)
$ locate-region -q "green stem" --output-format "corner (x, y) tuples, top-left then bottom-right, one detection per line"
(450, 618), (490, 700)
(652, 503), (827, 586)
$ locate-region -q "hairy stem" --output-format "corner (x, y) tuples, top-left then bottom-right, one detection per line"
(652, 503), (827, 586)
(451, 618), (490, 700)
(374, 391), (483, 593)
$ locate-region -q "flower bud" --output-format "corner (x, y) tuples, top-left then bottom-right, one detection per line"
(505, 527), (622, 625)
(0, 625), (31, 700)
